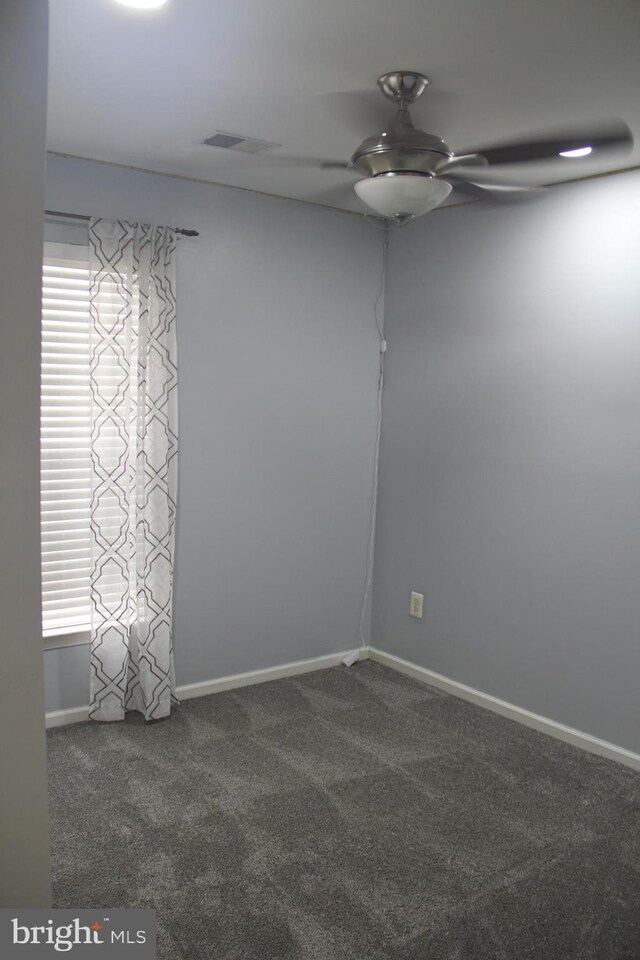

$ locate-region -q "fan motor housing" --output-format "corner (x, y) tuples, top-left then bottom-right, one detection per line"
(351, 113), (452, 178)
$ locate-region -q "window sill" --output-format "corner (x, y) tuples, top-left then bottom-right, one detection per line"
(44, 629), (90, 651)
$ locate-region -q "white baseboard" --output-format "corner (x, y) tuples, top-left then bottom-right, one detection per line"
(45, 643), (639, 773)
(45, 646), (370, 729)
(369, 647), (640, 772)
(46, 704), (90, 728)
(177, 647), (369, 701)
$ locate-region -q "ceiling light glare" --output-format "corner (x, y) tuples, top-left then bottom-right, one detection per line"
(559, 146), (593, 158)
(114, 0), (169, 10)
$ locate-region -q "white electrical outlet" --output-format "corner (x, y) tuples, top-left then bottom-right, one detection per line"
(410, 591), (424, 619)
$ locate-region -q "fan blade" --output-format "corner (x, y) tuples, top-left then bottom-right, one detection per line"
(303, 181), (357, 208)
(204, 152), (352, 173)
(434, 153), (488, 176)
(317, 89), (392, 137)
(444, 172), (547, 203)
(407, 89), (462, 136)
(460, 119), (632, 166)
(318, 86), (461, 140)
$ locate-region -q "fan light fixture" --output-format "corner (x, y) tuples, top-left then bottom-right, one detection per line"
(354, 174), (452, 222)
(114, 0), (169, 10)
(559, 146), (593, 158)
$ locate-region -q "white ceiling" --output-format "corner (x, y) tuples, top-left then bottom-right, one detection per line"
(47, 0), (640, 213)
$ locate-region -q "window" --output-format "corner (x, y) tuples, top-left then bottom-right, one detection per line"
(41, 243), (92, 643)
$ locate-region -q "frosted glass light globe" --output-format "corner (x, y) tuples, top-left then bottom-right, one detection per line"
(354, 174), (452, 220)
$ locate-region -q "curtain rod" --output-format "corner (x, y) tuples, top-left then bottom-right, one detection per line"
(44, 209), (199, 237)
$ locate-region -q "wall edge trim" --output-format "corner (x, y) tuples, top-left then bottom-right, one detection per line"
(46, 643), (638, 771)
(45, 647), (371, 728)
(369, 646), (640, 771)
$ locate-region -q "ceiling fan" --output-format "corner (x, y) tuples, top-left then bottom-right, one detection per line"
(230, 71), (633, 223)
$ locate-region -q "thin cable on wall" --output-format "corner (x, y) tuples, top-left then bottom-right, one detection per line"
(356, 227), (388, 652)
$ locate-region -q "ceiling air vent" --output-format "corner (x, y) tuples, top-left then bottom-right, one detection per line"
(202, 131), (281, 155)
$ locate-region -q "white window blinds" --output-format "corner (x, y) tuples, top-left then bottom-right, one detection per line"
(41, 243), (92, 637)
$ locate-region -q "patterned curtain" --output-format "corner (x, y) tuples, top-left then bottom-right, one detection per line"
(88, 219), (178, 722)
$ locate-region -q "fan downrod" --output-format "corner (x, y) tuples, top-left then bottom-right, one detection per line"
(377, 71), (429, 106)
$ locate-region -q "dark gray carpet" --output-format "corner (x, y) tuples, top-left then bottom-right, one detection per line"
(47, 661), (640, 959)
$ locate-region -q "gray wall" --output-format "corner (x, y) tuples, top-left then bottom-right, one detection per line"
(44, 155), (382, 712)
(0, 0), (52, 906)
(373, 170), (640, 754)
